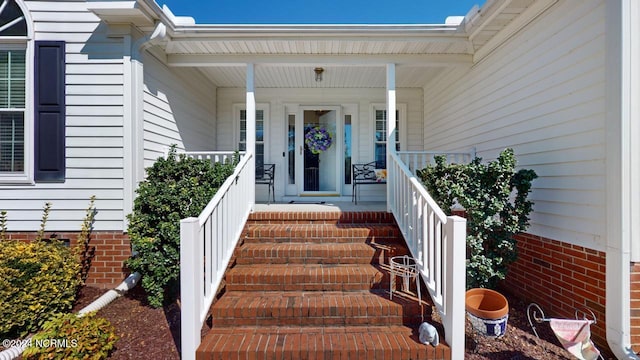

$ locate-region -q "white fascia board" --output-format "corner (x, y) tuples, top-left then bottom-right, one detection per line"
(165, 24), (466, 41)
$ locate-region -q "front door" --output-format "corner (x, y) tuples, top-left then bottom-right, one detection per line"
(295, 106), (342, 195)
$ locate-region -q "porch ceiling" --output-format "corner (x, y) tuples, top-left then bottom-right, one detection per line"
(196, 65), (448, 88)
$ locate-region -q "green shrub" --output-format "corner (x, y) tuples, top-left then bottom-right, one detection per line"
(0, 199), (96, 339)
(418, 148), (537, 289)
(22, 312), (118, 360)
(126, 146), (238, 307)
(0, 239), (81, 338)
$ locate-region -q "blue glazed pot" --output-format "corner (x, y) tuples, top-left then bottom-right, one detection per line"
(466, 311), (509, 337)
(465, 288), (509, 338)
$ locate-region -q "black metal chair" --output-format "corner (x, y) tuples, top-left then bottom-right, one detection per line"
(352, 161), (386, 204)
(256, 163), (275, 204)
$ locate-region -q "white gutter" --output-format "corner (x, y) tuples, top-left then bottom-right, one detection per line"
(0, 272), (141, 360)
(605, 0), (640, 358)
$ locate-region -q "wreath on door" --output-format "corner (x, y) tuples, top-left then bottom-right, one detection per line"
(305, 126), (333, 154)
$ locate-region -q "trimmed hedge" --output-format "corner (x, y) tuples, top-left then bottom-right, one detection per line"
(126, 146), (238, 307)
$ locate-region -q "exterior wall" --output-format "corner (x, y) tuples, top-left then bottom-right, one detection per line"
(142, 53), (217, 167)
(216, 87), (423, 201)
(503, 233), (607, 348)
(0, 1), (128, 231)
(423, 0), (606, 252)
(5, 231), (131, 289)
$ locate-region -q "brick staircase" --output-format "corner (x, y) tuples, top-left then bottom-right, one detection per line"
(196, 211), (450, 359)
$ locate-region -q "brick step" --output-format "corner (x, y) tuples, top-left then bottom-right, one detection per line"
(243, 224), (402, 244)
(210, 291), (425, 327)
(226, 264), (390, 291)
(196, 325), (450, 360)
(235, 242), (408, 265)
(247, 211), (396, 225)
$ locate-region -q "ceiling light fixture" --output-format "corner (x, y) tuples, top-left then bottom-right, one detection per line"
(314, 67), (324, 82)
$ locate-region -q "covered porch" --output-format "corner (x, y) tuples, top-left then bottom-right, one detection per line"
(153, 20), (475, 360)
(139, 20), (477, 203)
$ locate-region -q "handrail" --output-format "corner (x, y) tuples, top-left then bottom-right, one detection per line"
(183, 150), (244, 166)
(388, 151), (466, 360)
(180, 151), (254, 360)
(397, 149), (474, 175)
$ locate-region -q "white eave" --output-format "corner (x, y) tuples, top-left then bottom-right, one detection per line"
(86, 1), (156, 28)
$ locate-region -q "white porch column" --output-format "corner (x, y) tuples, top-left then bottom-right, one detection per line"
(246, 63), (256, 208)
(386, 63), (397, 211)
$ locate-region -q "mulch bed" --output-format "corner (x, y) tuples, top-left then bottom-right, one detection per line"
(73, 286), (180, 360)
(69, 286), (615, 359)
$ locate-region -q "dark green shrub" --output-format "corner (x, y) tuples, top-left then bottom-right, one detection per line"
(418, 148), (537, 289)
(126, 146), (238, 307)
(22, 312), (118, 360)
(0, 199), (96, 339)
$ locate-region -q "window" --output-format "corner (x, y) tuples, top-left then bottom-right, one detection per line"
(237, 106), (268, 168)
(0, 49), (25, 172)
(0, 0), (30, 182)
(374, 109), (400, 169)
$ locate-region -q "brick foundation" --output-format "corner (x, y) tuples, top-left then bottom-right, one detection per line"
(503, 233), (607, 349)
(631, 263), (640, 352)
(5, 231), (131, 289)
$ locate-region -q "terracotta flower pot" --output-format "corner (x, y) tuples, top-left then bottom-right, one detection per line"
(465, 288), (509, 337)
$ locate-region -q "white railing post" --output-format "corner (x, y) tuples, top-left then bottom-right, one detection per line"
(180, 217), (201, 360)
(444, 215), (466, 360)
(386, 63), (396, 212)
(246, 63), (256, 209)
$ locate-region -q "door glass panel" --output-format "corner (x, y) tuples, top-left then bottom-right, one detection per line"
(303, 110), (336, 192)
(288, 114), (295, 184)
(344, 114), (351, 185)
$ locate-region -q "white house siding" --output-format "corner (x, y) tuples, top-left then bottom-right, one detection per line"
(0, 1), (127, 231)
(216, 87), (423, 201)
(142, 54), (217, 167)
(422, 0), (606, 251)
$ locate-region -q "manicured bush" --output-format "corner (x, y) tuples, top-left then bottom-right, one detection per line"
(22, 312), (118, 360)
(0, 239), (81, 338)
(418, 148), (537, 289)
(126, 146), (238, 308)
(0, 199), (96, 339)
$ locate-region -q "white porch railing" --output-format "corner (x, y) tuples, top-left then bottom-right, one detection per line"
(179, 151), (254, 360)
(183, 150), (243, 166)
(397, 149), (475, 175)
(388, 151), (467, 360)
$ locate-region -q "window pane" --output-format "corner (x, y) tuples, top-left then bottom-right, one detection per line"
(256, 119), (263, 142)
(255, 143), (264, 168)
(0, 0), (27, 37)
(0, 112), (24, 172)
(0, 49), (25, 109)
(374, 143), (386, 169)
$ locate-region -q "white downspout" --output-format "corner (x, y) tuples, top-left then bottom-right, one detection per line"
(605, 0), (640, 358)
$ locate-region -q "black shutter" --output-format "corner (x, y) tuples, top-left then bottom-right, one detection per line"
(34, 41), (66, 182)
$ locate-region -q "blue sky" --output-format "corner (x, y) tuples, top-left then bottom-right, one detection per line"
(157, 0), (485, 25)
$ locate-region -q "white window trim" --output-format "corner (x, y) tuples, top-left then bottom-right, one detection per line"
(0, 1), (33, 184)
(233, 103), (270, 160)
(370, 103), (407, 163)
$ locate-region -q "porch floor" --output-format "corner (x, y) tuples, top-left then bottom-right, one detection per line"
(254, 201), (387, 212)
